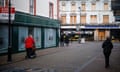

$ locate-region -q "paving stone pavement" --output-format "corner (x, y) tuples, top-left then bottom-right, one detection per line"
(0, 41), (120, 72)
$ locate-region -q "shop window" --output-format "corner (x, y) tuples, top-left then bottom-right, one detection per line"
(0, 38), (3, 45)
(28, 27), (34, 36)
(21, 37), (25, 43)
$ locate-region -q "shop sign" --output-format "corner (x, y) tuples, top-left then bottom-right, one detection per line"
(0, 7), (15, 20)
(85, 25), (120, 29)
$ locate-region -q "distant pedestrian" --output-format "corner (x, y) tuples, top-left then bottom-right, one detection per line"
(78, 36), (81, 44)
(25, 34), (36, 59)
(64, 33), (70, 46)
(102, 37), (113, 68)
(60, 33), (65, 47)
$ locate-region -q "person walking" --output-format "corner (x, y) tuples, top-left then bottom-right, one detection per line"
(60, 33), (65, 47)
(64, 33), (70, 46)
(25, 34), (36, 59)
(102, 37), (113, 68)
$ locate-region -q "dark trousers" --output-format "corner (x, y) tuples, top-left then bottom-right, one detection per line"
(26, 48), (32, 58)
(60, 41), (64, 47)
(104, 52), (111, 68)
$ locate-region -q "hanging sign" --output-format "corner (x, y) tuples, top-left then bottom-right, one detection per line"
(0, 7), (15, 20)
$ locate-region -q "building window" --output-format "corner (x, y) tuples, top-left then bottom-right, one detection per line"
(5, 0), (8, 7)
(104, 3), (108, 10)
(71, 2), (76, 12)
(103, 15), (109, 24)
(29, 0), (34, 15)
(0, 0), (4, 6)
(0, 0), (8, 7)
(81, 3), (86, 11)
(91, 15), (97, 24)
(91, 3), (96, 11)
(49, 3), (54, 18)
(61, 16), (66, 24)
(61, 2), (66, 11)
(70, 16), (76, 24)
(81, 15), (86, 24)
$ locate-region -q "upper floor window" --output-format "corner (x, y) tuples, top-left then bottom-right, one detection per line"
(103, 15), (109, 24)
(81, 15), (86, 24)
(70, 15), (76, 24)
(71, 2), (76, 12)
(91, 3), (96, 11)
(61, 16), (66, 24)
(61, 2), (66, 11)
(0, 0), (8, 7)
(90, 15), (97, 24)
(29, 0), (34, 15)
(104, 3), (108, 10)
(81, 3), (86, 11)
(49, 2), (54, 18)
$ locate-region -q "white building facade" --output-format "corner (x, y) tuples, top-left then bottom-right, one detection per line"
(12, 0), (59, 19)
(0, 0), (60, 54)
(59, 0), (119, 41)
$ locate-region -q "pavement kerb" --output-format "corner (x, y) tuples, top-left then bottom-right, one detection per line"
(0, 46), (65, 66)
(0, 41), (79, 66)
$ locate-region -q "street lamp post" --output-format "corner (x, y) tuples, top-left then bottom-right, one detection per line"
(8, 0), (12, 62)
(78, 7), (85, 43)
(78, 7), (81, 43)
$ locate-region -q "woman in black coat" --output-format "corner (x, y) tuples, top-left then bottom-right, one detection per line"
(60, 33), (65, 46)
(102, 37), (113, 68)
(64, 34), (70, 46)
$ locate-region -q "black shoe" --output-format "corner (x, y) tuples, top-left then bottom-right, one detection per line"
(105, 65), (110, 68)
(25, 56), (28, 59)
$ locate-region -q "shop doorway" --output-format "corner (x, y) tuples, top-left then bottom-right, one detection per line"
(98, 30), (105, 40)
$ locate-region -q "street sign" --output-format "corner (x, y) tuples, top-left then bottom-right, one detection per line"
(0, 7), (15, 20)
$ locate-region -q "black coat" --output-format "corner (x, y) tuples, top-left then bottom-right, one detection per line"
(60, 34), (64, 42)
(65, 35), (69, 44)
(102, 39), (113, 54)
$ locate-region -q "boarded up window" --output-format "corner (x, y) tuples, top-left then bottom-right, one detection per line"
(70, 16), (76, 24)
(104, 3), (108, 10)
(103, 15), (109, 24)
(90, 15), (97, 24)
(81, 16), (86, 24)
(61, 16), (66, 24)
(98, 30), (105, 40)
